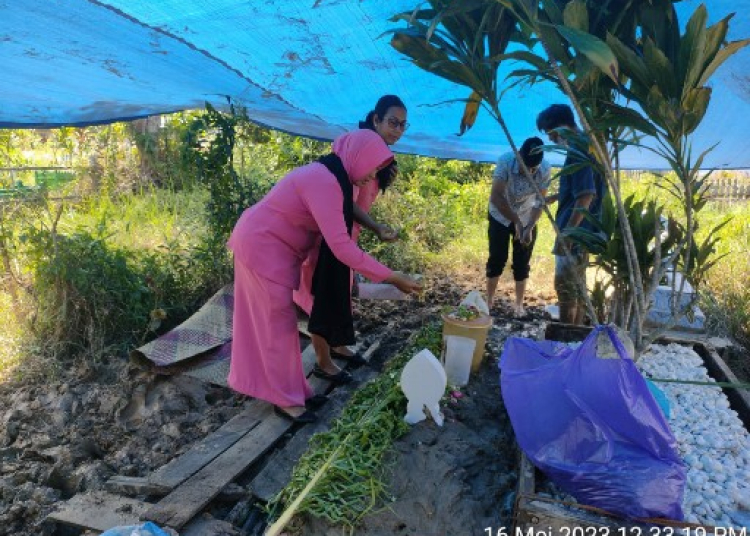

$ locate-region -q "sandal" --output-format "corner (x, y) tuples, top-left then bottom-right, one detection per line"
(312, 365), (353, 385)
(330, 349), (367, 366)
(305, 394), (329, 410)
(274, 406), (318, 424)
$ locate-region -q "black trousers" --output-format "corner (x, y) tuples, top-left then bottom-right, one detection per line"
(485, 213), (537, 281)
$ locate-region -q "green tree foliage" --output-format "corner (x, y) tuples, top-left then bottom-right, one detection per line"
(190, 101), (329, 253)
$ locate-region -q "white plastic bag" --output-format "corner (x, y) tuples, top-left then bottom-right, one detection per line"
(459, 290), (490, 316)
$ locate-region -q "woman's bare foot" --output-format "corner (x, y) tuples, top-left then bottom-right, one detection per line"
(513, 305), (526, 317)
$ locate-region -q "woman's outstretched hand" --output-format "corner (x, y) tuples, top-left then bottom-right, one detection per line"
(375, 223), (399, 242)
(386, 272), (423, 294)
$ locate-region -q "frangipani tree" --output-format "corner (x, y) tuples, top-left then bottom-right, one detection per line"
(389, 0), (749, 353)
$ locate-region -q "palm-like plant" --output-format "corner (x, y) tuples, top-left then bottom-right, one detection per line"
(569, 193), (682, 329)
(389, 0), (519, 132)
(389, 0), (748, 353)
(388, 0), (603, 318)
(497, 0), (681, 347)
(601, 5), (748, 344)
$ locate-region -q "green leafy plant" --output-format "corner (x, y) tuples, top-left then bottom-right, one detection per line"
(359, 154), (490, 273)
(25, 229), (157, 358)
(191, 102), (329, 252)
(390, 0), (748, 352)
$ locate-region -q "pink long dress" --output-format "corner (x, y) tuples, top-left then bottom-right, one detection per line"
(227, 130), (393, 407)
(293, 173), (381, 315)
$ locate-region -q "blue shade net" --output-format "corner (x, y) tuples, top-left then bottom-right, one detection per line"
(500, 325), (686, 520)
(1, 1), (749, 168)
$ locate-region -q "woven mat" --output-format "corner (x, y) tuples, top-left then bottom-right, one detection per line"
(133, 284), (234, 367)
(182, 342), (232, 387)
(134, 283), (314, 388)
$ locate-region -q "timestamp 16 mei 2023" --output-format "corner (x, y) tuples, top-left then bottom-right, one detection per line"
(485, 527), (746, 536)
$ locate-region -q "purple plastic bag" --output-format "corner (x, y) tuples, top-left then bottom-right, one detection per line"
(500, 325), (685, 520)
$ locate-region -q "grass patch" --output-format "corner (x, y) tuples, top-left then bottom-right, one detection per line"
(70, 186), (210, 253)
(0, 292), (24, 382)
(0, 185), (227, 377)
(699, 201), (750, 348)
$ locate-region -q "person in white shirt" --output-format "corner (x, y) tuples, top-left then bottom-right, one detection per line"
(486, 137), (551, 316)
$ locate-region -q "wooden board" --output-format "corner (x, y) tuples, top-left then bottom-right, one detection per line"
(515, 495), (626, 532)
(544, 322), (593, 342)
(516, 448), (535, 496)
(120, 344), (320, 494)
(146, 400), (267, 490)
(105, 476), (171, 497)
(46, 491), (149, 532)
(692, 341), (750, 430)
(143, 405), (291, 529)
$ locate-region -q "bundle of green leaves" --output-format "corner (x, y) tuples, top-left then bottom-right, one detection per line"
(267, 322), (443, 530)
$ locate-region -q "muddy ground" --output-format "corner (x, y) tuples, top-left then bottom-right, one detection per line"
(1, 268), (742, 536)
(299, 312), (547, 536)
(0, 269), (552, 536)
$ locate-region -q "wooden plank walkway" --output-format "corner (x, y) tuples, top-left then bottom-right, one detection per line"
(109, 342), (322, 496)
(47, 491), (151, 532)
(50, 336), (374, 531)
(143, 405), (290, 528)
(147, 398), (269, 491)
(144, 341), (368, 529)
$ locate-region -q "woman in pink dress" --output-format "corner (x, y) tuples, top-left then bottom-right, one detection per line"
(227, 129), (421, 423)
(293, 95), (409, 366)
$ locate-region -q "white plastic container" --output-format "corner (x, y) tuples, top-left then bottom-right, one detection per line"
(443, 335), (476, 387)
(357, 283), (408, 300)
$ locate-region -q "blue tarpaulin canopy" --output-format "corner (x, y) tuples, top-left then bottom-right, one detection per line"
(2, 0), (749, 168)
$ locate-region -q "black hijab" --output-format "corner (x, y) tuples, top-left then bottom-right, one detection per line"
(307, 154), (356, 347)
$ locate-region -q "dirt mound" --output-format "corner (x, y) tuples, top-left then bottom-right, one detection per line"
(0, 360), (245, 535)
(300, 296), (547, 536)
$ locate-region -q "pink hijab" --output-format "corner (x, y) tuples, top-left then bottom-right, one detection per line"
(332, 130), (393, 182)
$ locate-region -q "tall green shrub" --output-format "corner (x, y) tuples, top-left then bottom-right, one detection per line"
(26, 230), (156, 357)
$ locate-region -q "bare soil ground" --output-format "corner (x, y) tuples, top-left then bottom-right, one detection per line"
(0, 268), (553, 536)
(9, 266), (742, 536)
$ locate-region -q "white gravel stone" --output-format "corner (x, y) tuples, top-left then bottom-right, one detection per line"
(637, 343), (750, 528)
